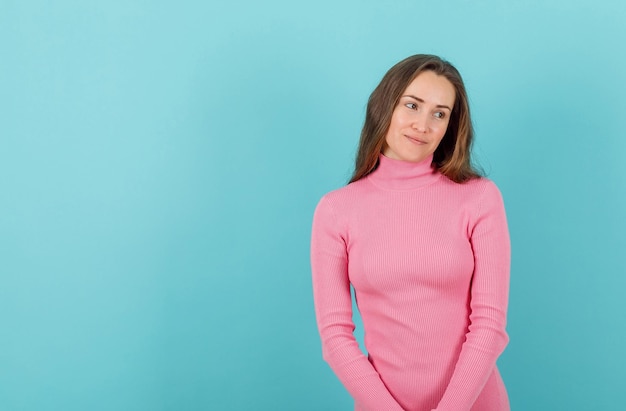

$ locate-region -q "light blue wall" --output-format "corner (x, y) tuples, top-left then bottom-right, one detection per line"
(2, 1), (625, 410)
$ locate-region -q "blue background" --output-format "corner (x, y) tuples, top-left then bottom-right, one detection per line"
(2, 1), (625, 410)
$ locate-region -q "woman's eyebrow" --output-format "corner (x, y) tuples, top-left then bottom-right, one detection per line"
(402, 94), (452, 111)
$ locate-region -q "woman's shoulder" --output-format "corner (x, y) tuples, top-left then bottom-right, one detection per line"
(466, 176), (503, 199)
(444, 174), (502, 194)
(439, 175), (505, 212)
(460, 178), (508, 221)
(314, 179), (370, 213)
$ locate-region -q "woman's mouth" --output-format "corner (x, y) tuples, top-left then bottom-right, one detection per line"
(405, 135), (427, 145)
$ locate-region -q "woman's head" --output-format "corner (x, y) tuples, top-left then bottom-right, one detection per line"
(350, 54), (480, 184)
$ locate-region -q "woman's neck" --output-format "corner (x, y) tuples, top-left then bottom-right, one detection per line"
(366, 153), (440, 190)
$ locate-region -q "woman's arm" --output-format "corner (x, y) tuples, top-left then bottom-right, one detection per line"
(434, 181), (511, 411)
(311, 195), (404, 411)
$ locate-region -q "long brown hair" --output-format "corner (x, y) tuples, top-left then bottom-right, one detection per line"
(349, 54), (480, 184)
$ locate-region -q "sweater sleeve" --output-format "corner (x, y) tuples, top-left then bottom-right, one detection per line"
(311, 195), (405, 411)
(434, 181), (511, 411)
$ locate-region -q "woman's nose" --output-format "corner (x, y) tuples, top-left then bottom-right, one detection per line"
(411, 114), (429, 132)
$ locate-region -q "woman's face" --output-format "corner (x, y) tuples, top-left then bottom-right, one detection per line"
(383, 70), (456, 163)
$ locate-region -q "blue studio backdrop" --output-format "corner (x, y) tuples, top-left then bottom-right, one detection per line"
(1, 1), (625, 410)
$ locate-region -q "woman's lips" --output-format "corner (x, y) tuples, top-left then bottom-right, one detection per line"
(405, 135), (427, 145)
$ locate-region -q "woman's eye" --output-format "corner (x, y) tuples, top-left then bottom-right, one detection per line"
(434, 111), (446, 119)
(405, 102), (418, 110)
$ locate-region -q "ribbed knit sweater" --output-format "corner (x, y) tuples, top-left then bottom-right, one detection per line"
(311, 153), (510, 411)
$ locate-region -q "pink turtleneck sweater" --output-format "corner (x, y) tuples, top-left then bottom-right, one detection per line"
(311, 154), (510, 411)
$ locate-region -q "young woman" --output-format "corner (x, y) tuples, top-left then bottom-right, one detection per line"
(311, 55), (511, 411)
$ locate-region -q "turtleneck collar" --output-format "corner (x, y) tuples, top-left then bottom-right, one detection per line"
(367, 153), (441, 190)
